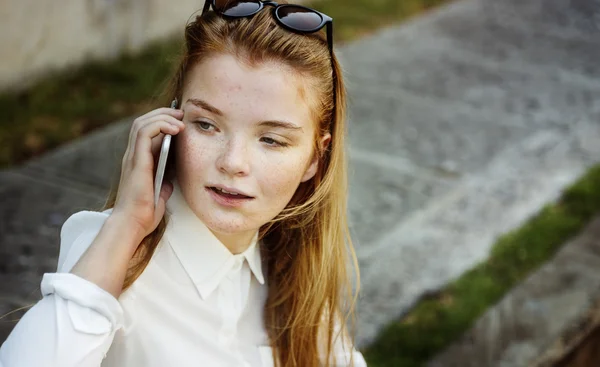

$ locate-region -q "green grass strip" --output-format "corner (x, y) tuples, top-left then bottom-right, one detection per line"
(0, 39), (183, 167)
(0, 0), (451, 168)
(362, 163), (600, 366)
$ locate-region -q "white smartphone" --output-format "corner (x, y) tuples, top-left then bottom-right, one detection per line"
(154, 98), (178, 207)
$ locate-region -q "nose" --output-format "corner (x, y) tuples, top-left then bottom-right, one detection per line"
(216, 136), (250, 177)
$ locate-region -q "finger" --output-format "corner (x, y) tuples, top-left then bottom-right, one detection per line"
(136, 107), (184, 123)
(127, 109), (183, 156)
(127, 114), (184, 167)
(150, 133), (165, 158)
(148, 114), (186, 128)
(132, 121), (181, 172)
(129, 113), (185, 148)
(154, 180), (174, 225)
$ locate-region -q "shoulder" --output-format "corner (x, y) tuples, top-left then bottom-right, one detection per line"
(329, 323), (368, 366)
(56, 208), (114, 273)
(320, 311), (368, 366)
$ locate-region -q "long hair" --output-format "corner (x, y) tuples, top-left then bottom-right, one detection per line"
(103, 5), (360, 366)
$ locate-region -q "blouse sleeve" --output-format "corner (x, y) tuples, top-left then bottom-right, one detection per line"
(329, 326), (368, 367)
(0, 209), (124, 367)
(320, 311), (368, 367)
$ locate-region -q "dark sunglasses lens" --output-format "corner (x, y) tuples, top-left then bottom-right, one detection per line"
(214, 0), (261, 16)
(276, 6), (323, 31)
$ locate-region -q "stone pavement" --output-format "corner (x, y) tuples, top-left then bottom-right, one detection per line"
(428, 215), (600, 367)
(339, 0), (600, 350)
(2, 0), (600, 364)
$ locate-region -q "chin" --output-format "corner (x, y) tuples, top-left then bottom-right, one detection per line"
(198, 210), (256, 234)
(186, 185), (271, 234)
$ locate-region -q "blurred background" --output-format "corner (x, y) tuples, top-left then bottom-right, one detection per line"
(1, 0), (600, 366)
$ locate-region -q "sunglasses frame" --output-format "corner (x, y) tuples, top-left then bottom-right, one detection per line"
(202, 0), (333, 53)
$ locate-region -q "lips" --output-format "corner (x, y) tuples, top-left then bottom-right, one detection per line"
(207, 186), (253, 199)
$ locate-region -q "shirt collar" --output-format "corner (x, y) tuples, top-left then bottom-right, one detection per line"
(164, 179), (265, 300)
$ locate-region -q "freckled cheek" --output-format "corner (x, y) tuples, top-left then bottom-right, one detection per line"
(177, 131), (215, 174)
(258, 156), (309, 199)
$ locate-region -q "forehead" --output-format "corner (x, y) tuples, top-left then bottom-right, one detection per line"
(182, 54), (317, 126)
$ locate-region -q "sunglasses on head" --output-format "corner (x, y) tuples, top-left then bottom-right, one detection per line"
(202, 0), (334, 53)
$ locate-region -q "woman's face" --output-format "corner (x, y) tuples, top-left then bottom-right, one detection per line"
(176, 53), (330, 248)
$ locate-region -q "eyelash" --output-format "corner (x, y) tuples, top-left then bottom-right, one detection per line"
(194, 120), (289, 148)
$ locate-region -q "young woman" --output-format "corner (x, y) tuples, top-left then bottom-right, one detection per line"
(0, 1), (364, 366)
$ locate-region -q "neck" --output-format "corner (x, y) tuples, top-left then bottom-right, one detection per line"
(209, 229), (258, 255)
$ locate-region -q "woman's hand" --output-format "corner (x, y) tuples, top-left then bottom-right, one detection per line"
(70, 107), (185, 298)
(112, 107), (185, 245)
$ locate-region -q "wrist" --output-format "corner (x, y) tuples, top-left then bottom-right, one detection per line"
(69, 213), (144, 298)
(104, 213), (146, 254)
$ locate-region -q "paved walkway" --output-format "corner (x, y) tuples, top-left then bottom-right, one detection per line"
(2, 0), (600, 364)
(340, 0), (600, 349)
(429, 215), (600, 367)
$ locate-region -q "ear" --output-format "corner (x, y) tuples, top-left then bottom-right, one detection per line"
(301, 132), (331, 183)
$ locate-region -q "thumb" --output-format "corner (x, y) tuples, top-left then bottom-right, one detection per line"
(154, 180), (174, 226)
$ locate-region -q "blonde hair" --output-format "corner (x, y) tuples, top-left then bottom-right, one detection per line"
(103, 5), (360, 366)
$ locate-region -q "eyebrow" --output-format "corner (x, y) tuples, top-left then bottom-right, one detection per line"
(258, 120), (303, 132)
(186, 98), (223, 116)
(185, 97), (304, 132)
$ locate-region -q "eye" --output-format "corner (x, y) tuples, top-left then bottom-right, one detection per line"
(261, 136), (289, 147)
(194, 120), (216, 131)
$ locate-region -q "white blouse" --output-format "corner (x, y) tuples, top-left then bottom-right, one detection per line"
(0, 182), (367, 367)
